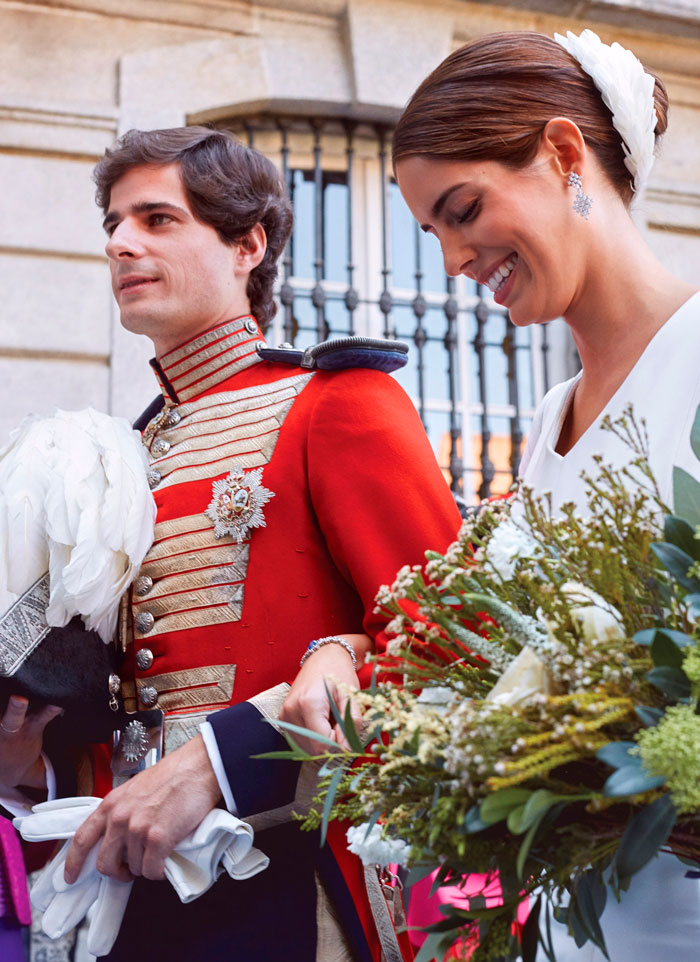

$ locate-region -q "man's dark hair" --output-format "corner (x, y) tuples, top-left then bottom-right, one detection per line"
(94, 126), (293, 329)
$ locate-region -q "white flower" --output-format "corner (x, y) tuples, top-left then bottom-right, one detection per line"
(554, 29), (656, 194)
(416, 686), (454, 716)
(486, 646), (555, 708)
(560, 581), (624, 642)
(484, 519), (538, 580)
(385, 635), (407, 656)
(346, 823), (411, 868)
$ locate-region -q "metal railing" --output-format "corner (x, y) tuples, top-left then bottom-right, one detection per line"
(221, 114), (552, 501)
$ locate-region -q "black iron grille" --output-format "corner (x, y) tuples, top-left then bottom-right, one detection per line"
(220, 115), (552, 502)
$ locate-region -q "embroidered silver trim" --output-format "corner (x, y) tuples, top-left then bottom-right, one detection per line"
(159, 319), (253, 372)
(0, 573), (52, 676)
(143, 373), (314, 491)
(364, 866), (404, 962)
(163, 710), (211, 754)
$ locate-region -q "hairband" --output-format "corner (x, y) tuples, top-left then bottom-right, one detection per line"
(554, 29), (657, 194)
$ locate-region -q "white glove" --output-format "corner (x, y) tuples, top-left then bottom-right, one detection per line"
(163, 807), (269, 902)
(15, 796), (269, 955)
(16, 798), (132, 957)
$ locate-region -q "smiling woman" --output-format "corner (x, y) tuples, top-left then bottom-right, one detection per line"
(391, 27), (700, 962)
(392, 30), (695, 455)
(394, 150), (586, 326)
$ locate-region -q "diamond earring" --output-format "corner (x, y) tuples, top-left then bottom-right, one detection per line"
(568, 172), (592, 220)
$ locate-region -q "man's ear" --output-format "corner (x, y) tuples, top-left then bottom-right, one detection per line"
(235, 223), (267, 274)
(540, 117), (588, 180)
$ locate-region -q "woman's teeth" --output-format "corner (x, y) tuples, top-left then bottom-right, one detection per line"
(486, 255), (518, 293)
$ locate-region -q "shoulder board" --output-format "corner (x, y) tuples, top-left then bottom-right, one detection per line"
(257, 335), (409, 373)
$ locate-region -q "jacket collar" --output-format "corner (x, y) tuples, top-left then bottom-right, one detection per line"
(150, 316), (265, 404)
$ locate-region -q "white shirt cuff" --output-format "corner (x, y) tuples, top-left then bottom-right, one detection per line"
(43, 751), (57, 801)
(0, 752), (56, 817)
(200, 720), (238, 815)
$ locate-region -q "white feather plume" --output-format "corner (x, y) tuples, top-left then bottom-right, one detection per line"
(0, 408), (156, 643)
(554, 29), (657, 194)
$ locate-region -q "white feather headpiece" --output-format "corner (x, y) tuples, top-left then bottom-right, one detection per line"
(554, 28), (657, 194)
(0, 408), (156, 643)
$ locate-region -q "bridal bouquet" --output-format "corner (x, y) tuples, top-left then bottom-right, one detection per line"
(272, 406), (700, 962)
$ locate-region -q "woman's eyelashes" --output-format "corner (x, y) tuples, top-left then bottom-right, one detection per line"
(455, 199), (479, 224)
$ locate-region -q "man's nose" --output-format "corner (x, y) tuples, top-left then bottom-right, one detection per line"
(105, 220), (146, 259)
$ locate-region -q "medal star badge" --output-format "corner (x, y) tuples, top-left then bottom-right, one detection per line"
(205, 464), (275, 544)
(120, 719), (150, 763)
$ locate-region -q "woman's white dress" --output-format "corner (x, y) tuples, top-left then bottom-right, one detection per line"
(520, 291), (700, 961)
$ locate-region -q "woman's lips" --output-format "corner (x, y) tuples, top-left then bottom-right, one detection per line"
(491, 256), (518, 306)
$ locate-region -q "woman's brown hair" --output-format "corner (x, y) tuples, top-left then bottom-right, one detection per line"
(392, 32), (668, 205)
(94, 126), (292, 329)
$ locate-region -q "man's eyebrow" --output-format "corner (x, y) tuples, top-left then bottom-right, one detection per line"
(102, 201), (188, 231)
(421, 182), (469, 231)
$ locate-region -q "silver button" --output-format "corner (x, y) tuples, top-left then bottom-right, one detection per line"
(147, 469), (161, 489)
(151, 438), (171, 457)
(278, 342), (293, 350)
(139, 685), (158, 707)
(164, 409), (181, 428)
(135, 648), (154, 671)
(134, 611), (155, 634)
(134, 575), (153, 597)
(108, 673), (121, 695)
(244, 318), (258, 334)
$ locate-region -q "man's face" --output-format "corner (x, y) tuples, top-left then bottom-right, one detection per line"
(104, 163), (250, 356)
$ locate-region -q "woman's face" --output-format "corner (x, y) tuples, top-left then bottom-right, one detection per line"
(395, 153), (583, 326)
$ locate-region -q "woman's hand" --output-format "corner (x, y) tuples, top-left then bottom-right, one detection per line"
(0, 696), (62, 790)
(280, 634), (372, 755)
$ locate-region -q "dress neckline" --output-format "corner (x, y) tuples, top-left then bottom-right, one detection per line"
(548, 291), (700, 461)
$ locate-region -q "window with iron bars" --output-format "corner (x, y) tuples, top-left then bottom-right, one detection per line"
(221, 115), (555, 503)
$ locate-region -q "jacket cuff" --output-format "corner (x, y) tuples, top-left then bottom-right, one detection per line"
(206, 701), (300, 817)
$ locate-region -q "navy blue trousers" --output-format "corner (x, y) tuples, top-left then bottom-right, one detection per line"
(102, 824), (318, 962)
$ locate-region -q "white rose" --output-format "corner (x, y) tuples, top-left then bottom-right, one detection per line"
(486, 646), (554, 708)
(560, 581), (624, 642)
(484, 519), (539, 581)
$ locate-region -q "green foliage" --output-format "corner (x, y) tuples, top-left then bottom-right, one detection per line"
(673, 467), (700, 528)
(287, 405), (700, 962)
(572, 870), (609, 958)
(602, 761), (666, 797)
(613, 794), (677, 881)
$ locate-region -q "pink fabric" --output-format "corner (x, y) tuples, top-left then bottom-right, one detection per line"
(0, 818), (31, 926)
(408, 871), (529, 958)
(0, 858), (9, 918)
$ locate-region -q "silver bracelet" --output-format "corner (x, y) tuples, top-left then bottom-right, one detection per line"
(299, 636), (358, 671)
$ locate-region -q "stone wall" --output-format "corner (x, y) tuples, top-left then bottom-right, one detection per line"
(0, 0), (698, 441)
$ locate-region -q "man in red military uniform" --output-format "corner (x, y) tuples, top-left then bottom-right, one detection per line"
(6, 127), (461, 960)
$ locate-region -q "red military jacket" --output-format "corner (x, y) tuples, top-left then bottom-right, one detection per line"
(116, 315), (459, 746)
(104, 314), (460, 962)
